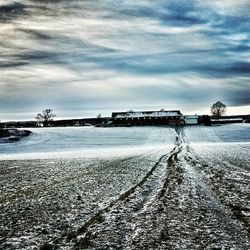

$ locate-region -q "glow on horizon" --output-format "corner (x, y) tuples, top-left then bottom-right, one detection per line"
(1, 104), (249, 122)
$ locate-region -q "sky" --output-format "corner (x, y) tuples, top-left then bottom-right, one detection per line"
(0, 0), (250, 121)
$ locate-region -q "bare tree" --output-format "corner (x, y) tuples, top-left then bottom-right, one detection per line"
(35, 109), (56, 127)
(211, 101), (226, 122)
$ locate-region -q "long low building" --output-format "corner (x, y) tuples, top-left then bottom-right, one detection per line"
(111, 109), (184, 126)
(184, 115), (199, 125)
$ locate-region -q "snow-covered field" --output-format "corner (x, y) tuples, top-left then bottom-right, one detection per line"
(0, 124), (249, 249)
(0, 127), (175, 160)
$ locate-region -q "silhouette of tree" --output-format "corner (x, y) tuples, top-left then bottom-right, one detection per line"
(35, 109), (56, 127)
(211, 101), (226, 122)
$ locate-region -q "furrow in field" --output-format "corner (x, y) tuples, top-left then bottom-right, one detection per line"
(44, 153), (169, 249)
(69, 132), (183, 249)
(79, 128), (250, 250)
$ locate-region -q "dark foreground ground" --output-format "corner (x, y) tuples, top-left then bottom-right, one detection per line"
(0, 128), (250, 249)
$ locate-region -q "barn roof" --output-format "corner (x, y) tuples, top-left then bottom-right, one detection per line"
(112, 110), (182, 118)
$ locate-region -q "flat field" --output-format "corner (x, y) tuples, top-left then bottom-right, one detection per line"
(0, 125), (249, 249)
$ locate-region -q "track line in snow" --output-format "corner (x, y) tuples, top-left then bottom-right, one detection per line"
(40, 152), (170, 249)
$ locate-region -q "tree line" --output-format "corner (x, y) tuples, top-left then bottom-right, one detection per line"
(33, 101), (227, 127)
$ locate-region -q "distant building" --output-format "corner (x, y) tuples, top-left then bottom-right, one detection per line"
(184, 115), (198, 125)
(111, 109), (184, 126)
(210, 118), (243, 124)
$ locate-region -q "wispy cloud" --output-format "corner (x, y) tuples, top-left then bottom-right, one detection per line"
(0, 0), (249, 119)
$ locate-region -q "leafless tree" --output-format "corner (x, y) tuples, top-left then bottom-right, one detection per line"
(211, 101), (226, 122)
(35, 109), (56, 127)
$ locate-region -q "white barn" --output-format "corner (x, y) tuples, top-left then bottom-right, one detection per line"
(184, 115), (198, 125)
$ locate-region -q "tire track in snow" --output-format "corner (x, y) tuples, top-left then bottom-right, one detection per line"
(44, 152), (170, 249)
(185, 145), (250, 240)
(157, 128), (250, 249)
(75, 127), (250, 250)
(76, 154), (168, 233)
(70, 129), (185, 249)
(47, 127), (250, 249)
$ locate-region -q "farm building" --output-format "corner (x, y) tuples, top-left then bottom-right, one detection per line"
(211, 118), (243, 124)
(184, 115), (199, 125)
(111, 109), (184, 126)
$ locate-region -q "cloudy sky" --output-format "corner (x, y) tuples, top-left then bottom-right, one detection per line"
(0, 0), (249, 120)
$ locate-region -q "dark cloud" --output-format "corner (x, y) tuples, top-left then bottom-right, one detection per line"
(229, 92), (250, 106)
(159, 1), (205, 26)
(16, 51), (63, 62)
(0, 61), (28, 68)
(0, 2), (26, 21)
(164, 14), (203, 26)
(18, 28), (52, 40)
(229, 44), (250, 53)
(107, 0), (205, 27)
(80, 50), (250, 79)
(195, 62), (250, 78)
(224, 62), (250, 75)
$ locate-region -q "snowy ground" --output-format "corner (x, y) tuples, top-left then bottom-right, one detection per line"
(0, 125), (249, 249)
